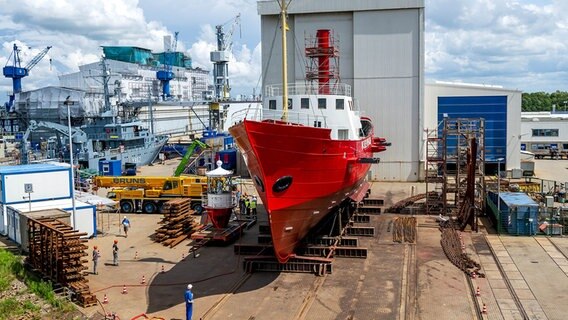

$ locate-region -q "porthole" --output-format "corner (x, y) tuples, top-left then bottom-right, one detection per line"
(273, 176), (293, 193)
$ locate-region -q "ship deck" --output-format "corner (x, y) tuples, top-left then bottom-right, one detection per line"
(3, 159), (568, 319)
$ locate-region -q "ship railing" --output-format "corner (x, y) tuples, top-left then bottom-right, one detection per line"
(265, 82), (351, 97)
(231, 107), (328, 128)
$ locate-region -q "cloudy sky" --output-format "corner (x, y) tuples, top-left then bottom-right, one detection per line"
(0, 0), (566, 99)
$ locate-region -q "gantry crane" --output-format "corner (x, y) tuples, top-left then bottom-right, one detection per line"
(157, 31), (179, 100)
(3, 43), (52, 112)
(210, 13), (241, 101)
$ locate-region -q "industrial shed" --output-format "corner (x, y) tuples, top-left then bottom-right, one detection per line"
(423, 82), (522, 177)
(258, 0), (425, 181)
(520, 112), (568, 158)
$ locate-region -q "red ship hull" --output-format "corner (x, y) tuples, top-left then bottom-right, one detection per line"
(229, 119), (377, 263)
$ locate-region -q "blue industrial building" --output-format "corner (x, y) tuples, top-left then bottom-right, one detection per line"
(424, 82), (522, 178)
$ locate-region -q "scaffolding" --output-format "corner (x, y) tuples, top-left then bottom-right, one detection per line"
(425, 118), (486, 218)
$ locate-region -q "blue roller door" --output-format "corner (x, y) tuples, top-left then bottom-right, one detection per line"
(438, 96), (507, 162)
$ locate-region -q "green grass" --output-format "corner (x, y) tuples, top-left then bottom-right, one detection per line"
(0, 249), (18, 292)
(0, 297), (40, 320)
(0, 248), (75, 315)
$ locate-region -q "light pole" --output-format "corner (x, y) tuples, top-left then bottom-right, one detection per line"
(65, 98), (77, 229)
(496, 157), (504, 235)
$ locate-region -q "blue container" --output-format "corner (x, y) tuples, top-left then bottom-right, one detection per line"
(99, 159), (122, 176)
(216, 149), (237, 171)
(489, 192), (538, 235)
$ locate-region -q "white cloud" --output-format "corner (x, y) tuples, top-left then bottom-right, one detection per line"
(0, 0), (176, 95)
(2, 0), (567, 97)
(425, 0), (568, 92)
(0, 0), (262, 98)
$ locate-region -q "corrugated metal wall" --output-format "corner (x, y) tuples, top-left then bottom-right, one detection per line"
(438, 96), (508, 162)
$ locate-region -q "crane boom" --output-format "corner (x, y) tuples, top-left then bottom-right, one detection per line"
(3, 43), (52, 111)
(25, 46), (52, 71)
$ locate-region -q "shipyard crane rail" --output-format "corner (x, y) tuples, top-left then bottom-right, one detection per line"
(3, 44), (52, 111)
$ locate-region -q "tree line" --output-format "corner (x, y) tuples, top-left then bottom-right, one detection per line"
(522, 91), (568, 112)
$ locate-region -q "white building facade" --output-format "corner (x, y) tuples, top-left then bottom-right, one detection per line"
(520, 112), (568, 156)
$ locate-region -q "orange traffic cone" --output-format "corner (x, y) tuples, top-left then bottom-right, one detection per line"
(122, 285), (128, 294)
(141, 275), (146, 284)
(482, 303), (487, 314)
(182, 253), (185, 260)
(102, 294), (109, 304)
(134, 251), (138, 260)
(476, 286), (480, 296)
(472, 271), (477, 279)
(161, 265), (165, 273)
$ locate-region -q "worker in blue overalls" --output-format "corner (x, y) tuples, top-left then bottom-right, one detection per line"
(185, 283), (194, 320)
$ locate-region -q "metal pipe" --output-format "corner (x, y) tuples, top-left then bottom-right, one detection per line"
(67, 103), (77, 229)
(279, 0), (289, 122)
(497, 157), (504, 235)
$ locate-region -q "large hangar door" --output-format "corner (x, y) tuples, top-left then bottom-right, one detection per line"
(437, 96), (507, 162)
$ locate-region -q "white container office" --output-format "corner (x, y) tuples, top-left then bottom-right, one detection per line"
(0, 163), (72, 235)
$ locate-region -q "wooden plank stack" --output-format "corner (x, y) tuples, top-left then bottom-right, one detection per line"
(26, 218), (97, 307)
(153, 199), (200, 248)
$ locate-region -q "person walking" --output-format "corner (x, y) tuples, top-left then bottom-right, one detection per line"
(121, 216), (131, 238)
(92, 246), (100, 275)
(112, 240), (119, 266)
(185, 284), (194, 320)
(250, 196), (257, 219)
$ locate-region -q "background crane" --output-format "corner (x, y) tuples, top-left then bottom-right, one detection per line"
(157, 31), (179, 100)
(3, 43), (52, 112)
(210, 13), (241, 101)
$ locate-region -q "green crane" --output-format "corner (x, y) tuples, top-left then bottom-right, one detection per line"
(173, 140), (209, 177)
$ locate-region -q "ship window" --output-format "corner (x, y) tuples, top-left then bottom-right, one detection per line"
(288, 99), (293, 109)
(532, 129), (558, 137)
(338, 129), (349, 140)
(269, 100), (277, 110)
(318, 98), (326, 109)
(336, 99), (344, 110)
(301, 98), (309, 109)
(564, 144), (568, 150)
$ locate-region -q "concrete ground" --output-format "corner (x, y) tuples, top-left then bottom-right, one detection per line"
(4, 158), (568, 319)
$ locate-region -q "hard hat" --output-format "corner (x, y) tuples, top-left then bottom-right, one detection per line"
(114, 240), (118, 243)
(94, 246), (97, 249)
(124, 216), (127, 219)
(187, 284), (193, 290)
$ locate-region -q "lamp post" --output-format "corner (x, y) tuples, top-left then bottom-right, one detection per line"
(65, 98), (77, 229)
(496, 157), (504, 235)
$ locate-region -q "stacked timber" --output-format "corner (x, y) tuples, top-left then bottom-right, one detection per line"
(153, 199), (200, 248)
(26, 218), (97, 307)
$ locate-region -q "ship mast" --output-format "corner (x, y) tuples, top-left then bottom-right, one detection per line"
(279, 0), (290, 122)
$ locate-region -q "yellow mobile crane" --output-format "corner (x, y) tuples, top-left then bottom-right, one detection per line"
(94, 175), (207, 213)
